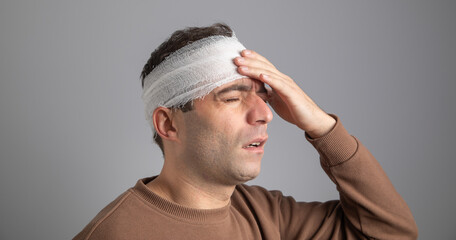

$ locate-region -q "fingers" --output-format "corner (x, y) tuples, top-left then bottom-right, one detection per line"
(234, 49), (290, 81)
(233, 49), (303, 104)
(236, 64), (289, 96)
(241, 49), (274, 68)
(237, 61), (307, 111)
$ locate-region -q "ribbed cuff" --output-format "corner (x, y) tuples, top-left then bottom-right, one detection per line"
(305, 113), (358, 167)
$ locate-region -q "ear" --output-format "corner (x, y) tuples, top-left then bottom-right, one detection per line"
(152, 107), (179, 142)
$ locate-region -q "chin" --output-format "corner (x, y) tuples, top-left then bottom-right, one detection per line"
(236, 168), (261, 184)
(227, 154), (262, 184)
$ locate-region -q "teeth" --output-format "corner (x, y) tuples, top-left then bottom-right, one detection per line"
(245, 142), (260, 148)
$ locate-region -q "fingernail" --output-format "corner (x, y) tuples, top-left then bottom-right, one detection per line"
(240, 66), (249, 72)
(237, 57), (245, 63)
(262, 74), (270, 80)
(244, 50), (252, 55)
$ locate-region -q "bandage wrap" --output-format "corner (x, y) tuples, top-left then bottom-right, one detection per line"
(142, 34), (247, 133)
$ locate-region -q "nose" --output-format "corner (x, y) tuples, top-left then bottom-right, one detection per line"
(246, 95), (273, 125)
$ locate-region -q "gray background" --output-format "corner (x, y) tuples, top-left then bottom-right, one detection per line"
(1, 0), (454, 239)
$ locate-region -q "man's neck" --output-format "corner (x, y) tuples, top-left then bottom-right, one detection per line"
(146, 172), (235, 209)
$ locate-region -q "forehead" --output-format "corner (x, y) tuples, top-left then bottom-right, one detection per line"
(191, 77), (266, 107)
(211, 77), (265, 94)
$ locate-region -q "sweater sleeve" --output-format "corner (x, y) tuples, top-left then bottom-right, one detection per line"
(279, 113), (418, 239)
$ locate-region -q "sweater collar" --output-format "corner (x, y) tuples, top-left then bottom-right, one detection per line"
(132, 176), (231, 224)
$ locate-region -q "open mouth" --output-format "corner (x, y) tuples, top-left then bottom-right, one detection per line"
(243, 142), (261, 148)
(242, 137), (267, 149)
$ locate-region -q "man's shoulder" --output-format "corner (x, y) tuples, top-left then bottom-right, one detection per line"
(73, 176), (173, 240)
(73, 189), (135, 240)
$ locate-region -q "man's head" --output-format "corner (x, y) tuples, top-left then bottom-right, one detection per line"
(140, 23), (273, 185)
(140, 23), (235, 154)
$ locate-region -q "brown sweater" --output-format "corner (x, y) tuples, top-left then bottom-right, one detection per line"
(73, 114), (418, 239)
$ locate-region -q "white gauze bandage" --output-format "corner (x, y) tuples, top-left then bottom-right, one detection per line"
(142, 34), (247, 133)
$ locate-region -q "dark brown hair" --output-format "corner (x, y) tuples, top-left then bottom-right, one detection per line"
(140, 23), (234, 155)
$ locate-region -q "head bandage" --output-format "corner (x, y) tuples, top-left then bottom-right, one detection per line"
(142, 34), (247, 133)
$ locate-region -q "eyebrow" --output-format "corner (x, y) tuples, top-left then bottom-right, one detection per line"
(215, 83), (267, 96)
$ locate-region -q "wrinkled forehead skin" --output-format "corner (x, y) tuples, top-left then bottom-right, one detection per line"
(210, 77), (268, 97)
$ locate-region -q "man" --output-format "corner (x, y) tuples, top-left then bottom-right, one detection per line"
(74, 23), (418, 239)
